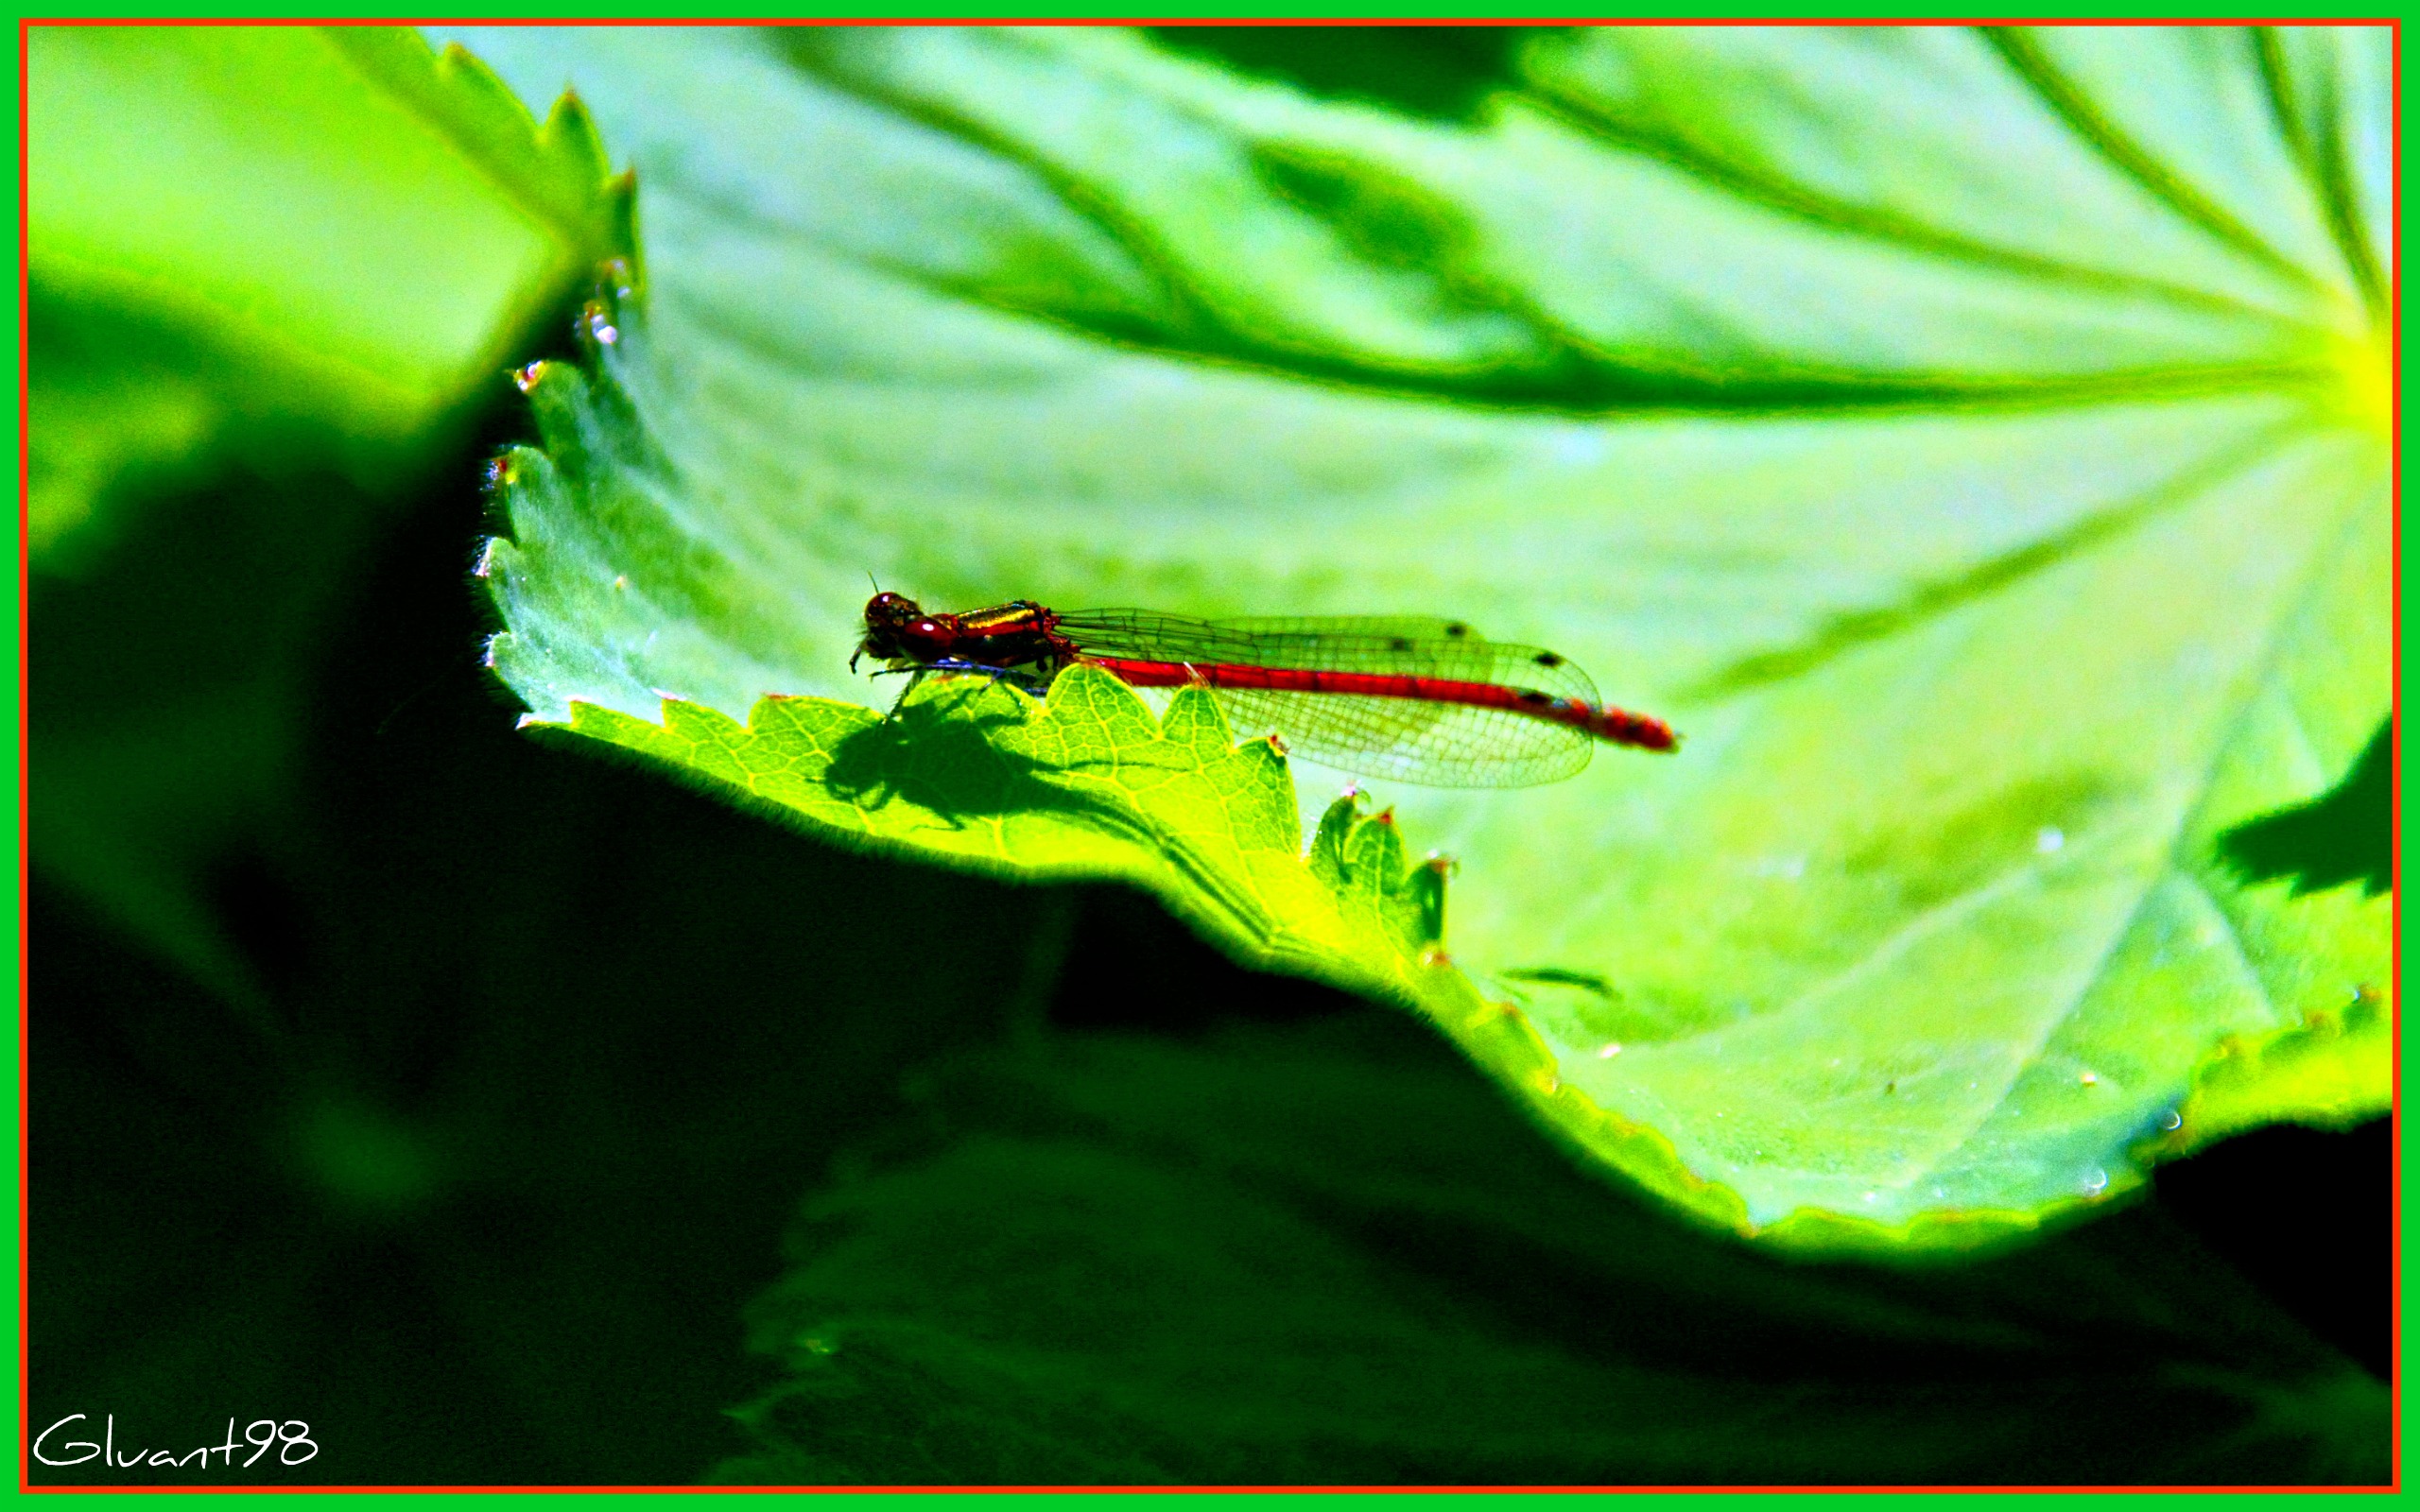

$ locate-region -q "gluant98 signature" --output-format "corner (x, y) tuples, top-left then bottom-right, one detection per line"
(33, 1414), (318, 1470)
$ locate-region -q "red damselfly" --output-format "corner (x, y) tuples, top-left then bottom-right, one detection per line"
(853, 593), (1677, 789)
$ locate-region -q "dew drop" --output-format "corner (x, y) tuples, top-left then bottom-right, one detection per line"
(2157, 1108), (2182, 1132)
(1596, 1041), (1623, 1059)
(612, 574), (630, 591)
(2078, 1070), (2099, 1086)
(511, 361), (546, 392)
(2081, 1167), (2109, 1196)
(2035, 826), (2066, 854)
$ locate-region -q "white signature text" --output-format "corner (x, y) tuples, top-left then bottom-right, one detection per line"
(33, 1414), (319, 1470)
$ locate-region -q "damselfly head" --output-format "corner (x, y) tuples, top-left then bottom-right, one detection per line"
(857, 592), (959, 667)
(863, 591), (923, 627)
(857, 592), (916, 666)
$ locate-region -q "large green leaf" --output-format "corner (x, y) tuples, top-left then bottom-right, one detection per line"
(456, 25), (2391, 1246)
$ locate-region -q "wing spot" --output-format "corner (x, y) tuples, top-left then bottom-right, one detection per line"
(1444, 622), (1472, 639)
(1533, 651), (1564, 667)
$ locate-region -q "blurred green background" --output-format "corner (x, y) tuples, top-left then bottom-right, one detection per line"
(28, 24), (2390, 1486)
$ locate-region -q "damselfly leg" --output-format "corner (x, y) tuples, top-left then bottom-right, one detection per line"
(870, 659), (1050, 717)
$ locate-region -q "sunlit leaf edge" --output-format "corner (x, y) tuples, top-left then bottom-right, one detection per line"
(2152, 971), (2393, 1158)
(507, 664), (2111, 1255)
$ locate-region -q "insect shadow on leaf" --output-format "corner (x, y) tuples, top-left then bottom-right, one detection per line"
(821, 684), (1184, 850)
(822, 688), (1043, 824)
(2218, 719), (2393, 898)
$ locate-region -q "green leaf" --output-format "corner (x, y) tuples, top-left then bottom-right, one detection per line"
(28, 26), (635, 1004)
(717, 1017), (2388, 1484)
(458, 26), (2390, 1246)
(27, 25), (634, 571)
(548, 673), (1453, 1006)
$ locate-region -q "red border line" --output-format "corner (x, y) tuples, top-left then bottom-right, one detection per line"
(2387, 9), (2404, 1493)
(16, 13), (2403, 1497)
(18, 12), (34, 1500)
(9, 1484), (2410, 1495)
(9, 14), (2410, 25)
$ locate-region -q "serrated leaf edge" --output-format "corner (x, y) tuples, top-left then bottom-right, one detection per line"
(321, 26), (641, 287)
